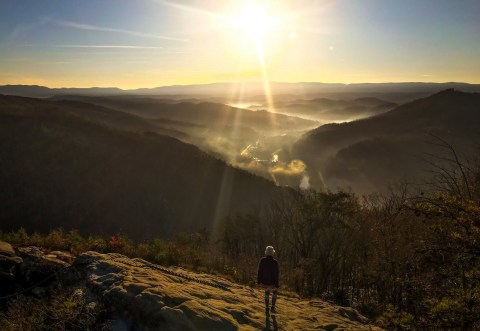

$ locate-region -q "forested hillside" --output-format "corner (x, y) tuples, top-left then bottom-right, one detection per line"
(0, 95), (286, 239)
(294, 89), (480, 192)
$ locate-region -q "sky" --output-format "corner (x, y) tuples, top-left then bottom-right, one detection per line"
(1, 0), (479, 88)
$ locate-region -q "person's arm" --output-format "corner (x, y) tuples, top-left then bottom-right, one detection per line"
(274, 260), (279, 288)
(257, 259), (263, 285)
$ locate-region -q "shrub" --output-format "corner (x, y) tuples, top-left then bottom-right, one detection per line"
(376, 304), (415, 330)
(0, 287), (108, 331)
(44, 229), (67, 250)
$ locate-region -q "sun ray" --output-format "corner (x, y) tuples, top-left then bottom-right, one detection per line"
(254, 36), (277, 133)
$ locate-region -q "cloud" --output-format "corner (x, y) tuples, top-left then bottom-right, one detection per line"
(54, 44), (165, 49)
(153, 0), (223, 19)
(9, 16), (53, 40)
(56, 20), (189, 42)
(269, 159), (306, 176)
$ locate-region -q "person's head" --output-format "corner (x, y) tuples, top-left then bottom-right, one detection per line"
(265, 246), (275, 256)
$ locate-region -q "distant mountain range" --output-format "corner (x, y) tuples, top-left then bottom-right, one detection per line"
(2, 82), (480, 100)
(0, 95), (287, 239)
(263, 97), (397, 122)
(294, 89), (480, 193)
(50, 95), (316, 133)
(0, 85), (124, 98)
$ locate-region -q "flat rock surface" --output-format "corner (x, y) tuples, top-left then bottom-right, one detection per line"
(78, 251), (382, 331)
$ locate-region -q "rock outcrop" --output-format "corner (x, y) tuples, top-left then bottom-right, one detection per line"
(76, 251), (382, 331)
(0, 241), (22, 280)
(0, 242), (78, 301)
(1, 242), (381, 330)
(15, 246), (75, 286)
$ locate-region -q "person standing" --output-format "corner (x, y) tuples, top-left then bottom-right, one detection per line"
(257, 246), (279, 313)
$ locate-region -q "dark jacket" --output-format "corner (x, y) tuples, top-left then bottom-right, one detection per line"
(257, 256), (279, 287)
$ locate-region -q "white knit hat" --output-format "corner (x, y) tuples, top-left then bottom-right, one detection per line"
(265, 246), (275, 256)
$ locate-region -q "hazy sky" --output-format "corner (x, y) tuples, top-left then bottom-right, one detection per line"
(1, 0), (479, 88)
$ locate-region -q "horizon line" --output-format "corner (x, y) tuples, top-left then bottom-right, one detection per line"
(1, 81), (480, 90)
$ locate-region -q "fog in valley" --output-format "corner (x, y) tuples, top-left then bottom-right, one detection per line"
(50, 89), (403, 192)
(4, 82), (477, 194)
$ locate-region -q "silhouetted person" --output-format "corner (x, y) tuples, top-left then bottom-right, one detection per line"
(258, 246), (279, 313)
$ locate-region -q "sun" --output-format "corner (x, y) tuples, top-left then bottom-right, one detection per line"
(231, 3), (278, 41)
(216, 1), (292, 113)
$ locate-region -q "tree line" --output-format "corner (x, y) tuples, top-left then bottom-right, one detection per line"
(2, 141), (480, 329)
(219, 139), (480, 329)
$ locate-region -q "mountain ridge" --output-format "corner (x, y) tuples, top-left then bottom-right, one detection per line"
(2, 82), (480, 98)
(294, 89), (480, 192)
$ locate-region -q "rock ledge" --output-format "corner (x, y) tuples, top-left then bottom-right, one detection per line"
(77, 251), (381, 331)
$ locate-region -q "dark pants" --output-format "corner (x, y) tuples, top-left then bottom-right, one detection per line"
(262, 285), (278, 307)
